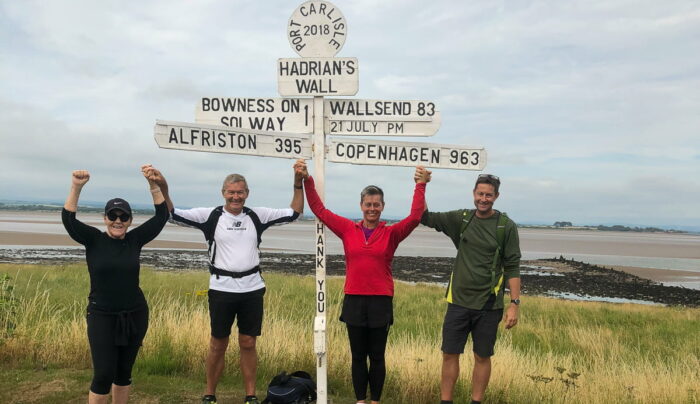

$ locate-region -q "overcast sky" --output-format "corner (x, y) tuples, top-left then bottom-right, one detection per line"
(1, 1), (698, 227)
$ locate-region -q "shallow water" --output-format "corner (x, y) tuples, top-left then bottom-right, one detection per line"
(2, 211), (700, 274)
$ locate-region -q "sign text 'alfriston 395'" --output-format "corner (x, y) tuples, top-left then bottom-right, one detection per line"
(154, 120), (312, 159)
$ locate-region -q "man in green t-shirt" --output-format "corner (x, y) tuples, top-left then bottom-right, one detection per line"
(421, 174), (521, 404)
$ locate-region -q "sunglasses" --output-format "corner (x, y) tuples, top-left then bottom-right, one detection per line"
(478, 174), (500, 183)
(107, 211), (131, 222)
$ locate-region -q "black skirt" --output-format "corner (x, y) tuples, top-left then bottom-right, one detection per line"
(340, 294), (393, 328)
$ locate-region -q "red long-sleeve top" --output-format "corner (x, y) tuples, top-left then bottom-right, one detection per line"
(303, 176), (427, 296)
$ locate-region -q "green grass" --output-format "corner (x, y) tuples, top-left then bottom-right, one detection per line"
(1, 263), (699, 403)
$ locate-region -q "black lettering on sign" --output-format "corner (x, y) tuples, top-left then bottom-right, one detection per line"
(249, 117), (286, 131)
(387, 122), (404, 133)
(220, 116), (242, 127)
(448, 150), (479, 166)
(317, 278), (325, 313)
(281, 98), (300, 113)
(201, 130), (212, 146)
(274, 138), (302, 154)
(295, 79), (337, 94)
(169, 128), (180, 143)
(201, 98), (278, 113)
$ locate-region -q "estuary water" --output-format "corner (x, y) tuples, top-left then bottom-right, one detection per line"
(1, 211), (699, 289)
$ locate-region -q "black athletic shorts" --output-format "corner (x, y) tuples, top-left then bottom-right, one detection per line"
(441, 303), (503, 357)
(208, 288), (265, 338)
(340, 294), (393, 328)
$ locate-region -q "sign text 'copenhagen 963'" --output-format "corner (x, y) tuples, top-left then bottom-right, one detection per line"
(328, 138), (486, 170)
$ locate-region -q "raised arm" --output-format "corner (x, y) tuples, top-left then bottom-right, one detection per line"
(62, 170), (100, 244)
(295, 159), (353, 236)
(290, 159), (305, 214)
(131, 165), (169, 246)
(141, 164), (165, 205)
(391, 166), (431, 242)
(148, 166), (173, 212)
(64, 170), (90, 212)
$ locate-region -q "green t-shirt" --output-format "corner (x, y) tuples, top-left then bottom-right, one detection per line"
(421, 209), (521, 310)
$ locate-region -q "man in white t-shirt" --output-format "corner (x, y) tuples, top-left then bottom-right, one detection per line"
(152, 162), (304, 404)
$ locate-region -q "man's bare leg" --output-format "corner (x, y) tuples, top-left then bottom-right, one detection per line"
(440, 353), (461, 401)
(205, 336), (230, 396)
(471, 353), (491, 402)
(239, 334), (257, 396)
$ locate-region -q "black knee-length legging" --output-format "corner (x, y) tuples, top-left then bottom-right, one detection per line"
(346, 324), (390, 402)
(86, 307), (148, 395)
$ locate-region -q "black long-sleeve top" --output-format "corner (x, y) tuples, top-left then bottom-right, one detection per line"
(61, 202), (168, 312)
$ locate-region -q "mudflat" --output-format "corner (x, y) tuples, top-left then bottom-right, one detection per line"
(2, 211), (700, 288)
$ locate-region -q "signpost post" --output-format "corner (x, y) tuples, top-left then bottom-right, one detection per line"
(153, 2), (486, 402)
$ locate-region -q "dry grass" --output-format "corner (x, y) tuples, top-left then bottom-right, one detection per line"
(1, 263), (699, 403)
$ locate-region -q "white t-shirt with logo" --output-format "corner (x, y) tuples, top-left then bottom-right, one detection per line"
(171, 206), (298, 293)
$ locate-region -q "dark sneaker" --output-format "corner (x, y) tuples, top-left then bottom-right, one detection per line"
(244, 396), (259, 404)
(202, 395), (217, 403)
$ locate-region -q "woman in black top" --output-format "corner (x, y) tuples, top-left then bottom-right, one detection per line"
(62, 165), (168, 404)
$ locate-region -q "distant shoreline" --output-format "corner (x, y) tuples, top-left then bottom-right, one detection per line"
(1, 205), (696, 233)
(1, 248), (699, 306)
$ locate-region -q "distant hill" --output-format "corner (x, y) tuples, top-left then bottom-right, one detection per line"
(0, 202), (156, 215)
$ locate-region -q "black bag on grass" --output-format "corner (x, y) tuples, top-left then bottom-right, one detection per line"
(261, 370), (317, 404)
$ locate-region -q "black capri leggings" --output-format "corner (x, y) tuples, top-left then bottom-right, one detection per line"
(346, 324), (390, 402)
(86, 307), (149, 395)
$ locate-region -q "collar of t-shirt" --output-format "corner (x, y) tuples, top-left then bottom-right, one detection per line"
(361, 224), (375, 241)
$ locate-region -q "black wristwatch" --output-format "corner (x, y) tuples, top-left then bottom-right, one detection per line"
(510, 298), (520, 306)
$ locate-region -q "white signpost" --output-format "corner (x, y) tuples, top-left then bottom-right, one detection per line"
(195, 97), (314, 133)
(153, 2), (486, 403)
(287, 0), (347, 57)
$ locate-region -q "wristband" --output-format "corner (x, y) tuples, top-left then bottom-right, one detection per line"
(150, 188), (161, 193)
(294, 185), (303, 189)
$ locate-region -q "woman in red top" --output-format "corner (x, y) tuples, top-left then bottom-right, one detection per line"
(296, 160), (431, 404)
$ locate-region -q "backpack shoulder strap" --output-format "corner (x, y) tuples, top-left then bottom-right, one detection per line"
(491, 210), (510, 295)
(496, 211), (508, 249)
(204, 206), (224, 267)
(459, 209), (475, 239)
(243, 207), (264, 247)
(203, 206), (224, 242)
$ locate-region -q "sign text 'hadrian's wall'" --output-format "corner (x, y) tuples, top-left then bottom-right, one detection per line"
(278, 57), (358, 96)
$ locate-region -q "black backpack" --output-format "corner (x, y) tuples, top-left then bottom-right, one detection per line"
(261, 371), (317, 404)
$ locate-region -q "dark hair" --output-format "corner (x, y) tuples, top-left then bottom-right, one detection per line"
(474, 174), (500, 193)
(360, 185), (384, 204)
